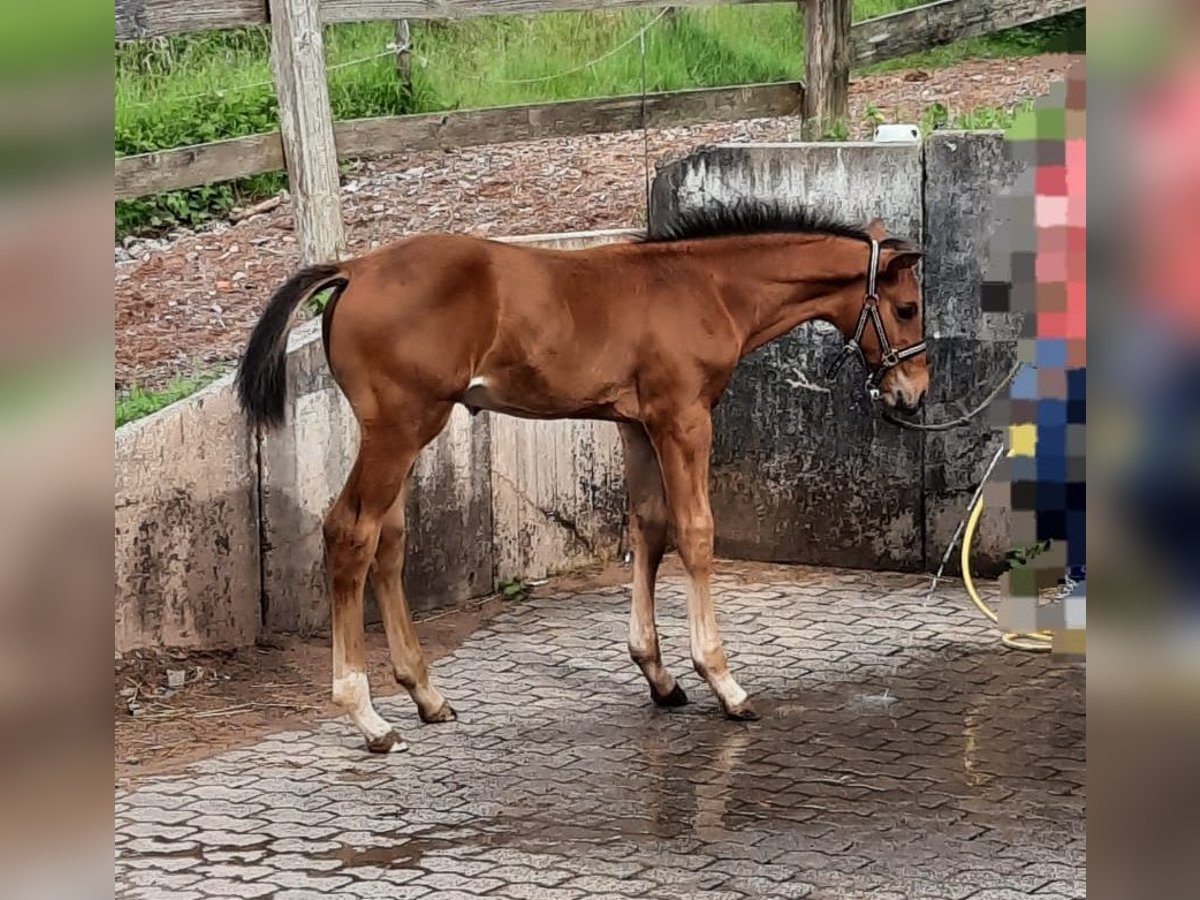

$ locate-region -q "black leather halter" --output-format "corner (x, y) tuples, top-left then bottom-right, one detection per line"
(825, 237), (927, 401)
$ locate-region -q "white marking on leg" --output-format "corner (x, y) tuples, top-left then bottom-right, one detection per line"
(687, 578), (748, 711)
(468, 376), (488, 389)
(333, 671), (403, 750)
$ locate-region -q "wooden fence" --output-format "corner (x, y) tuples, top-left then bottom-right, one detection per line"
(115, 0), (1083, 261)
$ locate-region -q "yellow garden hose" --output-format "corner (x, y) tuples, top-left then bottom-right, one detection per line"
(961, 491), (1055, 652)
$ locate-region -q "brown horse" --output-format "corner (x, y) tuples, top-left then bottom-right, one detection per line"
(237, 202), (928, 753)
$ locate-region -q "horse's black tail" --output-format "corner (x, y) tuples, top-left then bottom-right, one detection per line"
(236, 264), (348, 430)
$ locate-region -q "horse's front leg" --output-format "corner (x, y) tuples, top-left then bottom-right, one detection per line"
(644, 409), (756, 720)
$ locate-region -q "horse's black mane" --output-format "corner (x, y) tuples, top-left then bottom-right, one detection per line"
(643, 199), (873, 244)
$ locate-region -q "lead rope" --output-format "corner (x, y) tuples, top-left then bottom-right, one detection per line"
(789, 269), (1048, 652)
(881, 358), (1024, 432)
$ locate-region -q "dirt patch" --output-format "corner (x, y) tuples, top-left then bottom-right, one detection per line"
(115, 594), (508, 786)
(115, 54), (1076, 393)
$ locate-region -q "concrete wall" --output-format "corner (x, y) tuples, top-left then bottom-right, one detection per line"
(650, 136), (1022, 575)
(922, 131), (1024, 576)
(651, 143), (926, 571)
(116, 230), (635, 652)
(491, 418), (625, 582)
(115, 375), (260, 652)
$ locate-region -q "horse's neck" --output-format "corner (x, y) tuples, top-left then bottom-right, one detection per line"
(736, 289), (849, 358)
(715, 243), (862, 359)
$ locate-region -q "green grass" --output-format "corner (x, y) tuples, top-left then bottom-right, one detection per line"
(115, 3), (1083, 238)
(116, 375), (219, 428)
(918, 97), (1036, 134)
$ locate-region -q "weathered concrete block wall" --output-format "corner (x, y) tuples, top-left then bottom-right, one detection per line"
(651, 143), (926, 570)
(650, 136), (1023, 574)
(259, 319), (493, 633)
(486, 228), (633, 581)
(490, 418), (625, 582)
(923, 131), (1024, 576)
(116, 231), (633, 651)
(115, 376), (260, 652)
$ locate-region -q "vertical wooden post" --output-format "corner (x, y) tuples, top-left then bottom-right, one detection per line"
(268, 0), (346, 264)
(395, 20), (412, 94)
(802, 0), (851, 140)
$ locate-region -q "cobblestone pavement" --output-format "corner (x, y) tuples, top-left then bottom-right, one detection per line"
(115, 568), (1086, 899)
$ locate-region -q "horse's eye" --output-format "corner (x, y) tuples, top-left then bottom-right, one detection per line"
(896, 304), (918, 321)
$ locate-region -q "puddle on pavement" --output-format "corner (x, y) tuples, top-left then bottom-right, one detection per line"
(295, 646), (1083, 871)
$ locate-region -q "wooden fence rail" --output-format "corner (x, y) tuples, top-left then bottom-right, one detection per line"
(115, 0), (1084, 261)
(851, 0), (1082, 67)
(115, 0), (777, 40)
(115, 82), (804, 199)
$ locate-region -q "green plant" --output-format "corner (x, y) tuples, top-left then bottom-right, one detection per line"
(921, 101), (950, 133)
(306, 284), (344, 313)
(116, 174), (287, 238)
(819, 118), (851, 141)
(910, 98), (1036, 138)
(498, 577), (531, 602)
(1005, 539), (1053, 571)
(863, 102), (884, 130)
(116, 374), (217, 427)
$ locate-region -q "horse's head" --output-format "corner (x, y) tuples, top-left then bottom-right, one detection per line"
(858, 218), (929, 413)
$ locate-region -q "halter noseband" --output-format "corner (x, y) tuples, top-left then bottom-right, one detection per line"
(825, 237), (927, 401)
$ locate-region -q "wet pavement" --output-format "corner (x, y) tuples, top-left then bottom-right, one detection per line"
(115, 568), (1086, 899)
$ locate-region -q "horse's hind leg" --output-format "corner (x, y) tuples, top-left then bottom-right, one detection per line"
(374, 481), (456, 724)
(618, 423), (687, 708)
(326, 404), (451, 753)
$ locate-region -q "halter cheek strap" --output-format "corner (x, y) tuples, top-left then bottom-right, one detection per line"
(825, 238), (927, 401)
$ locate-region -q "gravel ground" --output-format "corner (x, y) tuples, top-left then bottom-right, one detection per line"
(115, 54), (1075, 392)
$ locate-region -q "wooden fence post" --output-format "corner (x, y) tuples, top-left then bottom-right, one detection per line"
(395, 20), (412, 94)
(802, 0), (851, 140)
(268, 0), (346, 264)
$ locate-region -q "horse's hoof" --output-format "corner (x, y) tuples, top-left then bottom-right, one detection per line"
(651, 683), (689, 708)
(365, 730), (408, 754)
(724, 702), (760, 722)
(420, 701), (457, 724)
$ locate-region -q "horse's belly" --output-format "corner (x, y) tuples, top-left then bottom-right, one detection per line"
(460, 376), (562, 418)
(459, 375), (618, 420)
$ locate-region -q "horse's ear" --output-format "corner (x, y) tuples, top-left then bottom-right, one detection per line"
(864, 218), (889, 241)
(882, 240), (923, 273)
